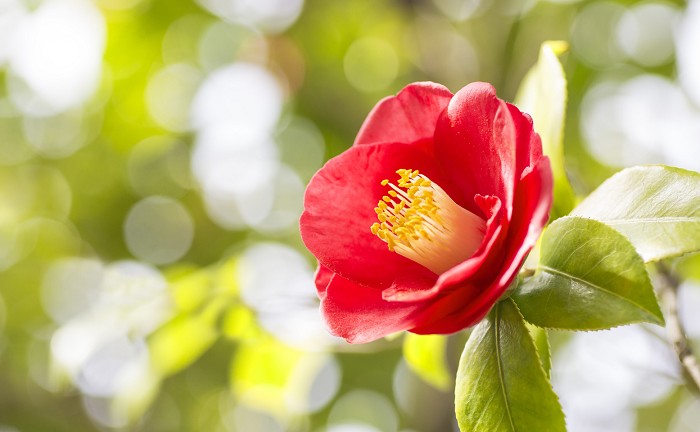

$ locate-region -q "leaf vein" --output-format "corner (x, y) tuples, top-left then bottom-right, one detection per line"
(539, 265), (657, 320)
(494, 304), (516, 432)
(606, 217), (700, 225)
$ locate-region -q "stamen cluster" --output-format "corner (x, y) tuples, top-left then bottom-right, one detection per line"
(371, 169), (440, 251)
(370, 169), (486, 274)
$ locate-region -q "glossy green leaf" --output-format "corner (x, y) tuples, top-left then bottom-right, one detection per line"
(403, 333), (451, 391)
(571, 165), (700, 262)
(513, 217), (664, 330)
(455, 299), (565, 432)
(515, 40), (576, 218)
(526, 323), (551, 378)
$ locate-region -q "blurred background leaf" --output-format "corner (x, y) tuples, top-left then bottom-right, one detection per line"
(515, 40), (576, 219)
(403, 333), (452, 391)
(0, 0), (699, 431)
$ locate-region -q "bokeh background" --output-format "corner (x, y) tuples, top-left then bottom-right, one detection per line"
(0, 0), (699, 431)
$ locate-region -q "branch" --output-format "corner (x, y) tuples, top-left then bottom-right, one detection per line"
(658, 264), (700, 393)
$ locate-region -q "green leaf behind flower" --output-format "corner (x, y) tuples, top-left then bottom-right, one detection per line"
(515, 40), (576, 219)
(513, 217), (664, 330)
(455, 298), (565, 432)
(571, 165), (700, 262)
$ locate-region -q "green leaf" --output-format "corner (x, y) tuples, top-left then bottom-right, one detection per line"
(526, 323), (551, 378)
(571, 165), (700, 262)
(512, 217), (664, 330)
(515, 40), (576, 218)
(403, 333), (451, 391)
(455, 299), (565, 432)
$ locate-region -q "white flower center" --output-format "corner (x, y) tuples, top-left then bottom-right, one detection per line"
(370, 169), (486, 274)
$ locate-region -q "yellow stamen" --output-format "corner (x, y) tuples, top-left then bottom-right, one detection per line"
(371, 169), (486, 274)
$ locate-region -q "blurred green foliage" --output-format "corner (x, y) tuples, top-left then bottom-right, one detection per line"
(0, 0), (697, 431)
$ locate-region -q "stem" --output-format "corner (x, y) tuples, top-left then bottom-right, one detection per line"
(658, 264), (700, 393)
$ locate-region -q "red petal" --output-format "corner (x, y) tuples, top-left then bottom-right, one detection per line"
(409, 286), (485, 335)
(497, 156), (553, 289)
(307, 82), (553, 341)
(381, 195), (506, 303)
(433, 82), (518, 216)
(314, 265), (334, 300)
(410, 157), (553, 335)
(507, 103), (544, 175)
(354, 82), (453, 146)
(437, 195), (508, 286)
(300, 142), (463, 290)
(321, 273), (421, 343)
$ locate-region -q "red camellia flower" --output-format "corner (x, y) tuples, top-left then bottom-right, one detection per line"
(300, 82), (553, 343)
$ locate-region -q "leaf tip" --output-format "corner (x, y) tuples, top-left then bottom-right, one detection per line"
(544, 40), (569, 56)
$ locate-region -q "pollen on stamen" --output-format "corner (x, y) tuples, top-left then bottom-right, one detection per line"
(371, 169), (487, 274)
